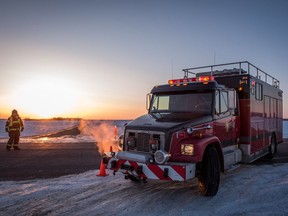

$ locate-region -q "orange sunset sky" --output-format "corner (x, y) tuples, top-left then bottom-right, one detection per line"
(0, 1), (288, 119)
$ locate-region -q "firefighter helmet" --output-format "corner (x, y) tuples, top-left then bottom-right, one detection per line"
(12, 109), (18, 114)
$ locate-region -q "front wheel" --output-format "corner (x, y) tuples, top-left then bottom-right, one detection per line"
(197, 146), (220, 196)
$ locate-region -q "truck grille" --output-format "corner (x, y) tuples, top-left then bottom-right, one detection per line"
(137, 133), (150, 152)
(126, 130), (165, 153)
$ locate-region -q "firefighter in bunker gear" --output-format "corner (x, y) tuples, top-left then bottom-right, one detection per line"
(5, 109), (24, 151)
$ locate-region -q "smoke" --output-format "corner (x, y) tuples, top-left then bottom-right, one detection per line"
(78, 120), (120, 155)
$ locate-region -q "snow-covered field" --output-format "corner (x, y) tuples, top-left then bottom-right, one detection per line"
(0, 163), (288, 216)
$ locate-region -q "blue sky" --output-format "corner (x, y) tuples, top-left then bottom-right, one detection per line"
(0, 0), (287, 119)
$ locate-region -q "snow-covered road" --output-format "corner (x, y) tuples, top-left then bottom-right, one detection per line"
(1, 163), (288, 216)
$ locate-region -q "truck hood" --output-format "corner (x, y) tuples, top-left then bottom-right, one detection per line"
(125, 113), (213, 132)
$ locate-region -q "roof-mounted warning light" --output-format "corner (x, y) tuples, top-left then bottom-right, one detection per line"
(168, 76), (214, 85)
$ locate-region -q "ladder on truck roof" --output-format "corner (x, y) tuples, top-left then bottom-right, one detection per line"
(182, 61), (280, 88)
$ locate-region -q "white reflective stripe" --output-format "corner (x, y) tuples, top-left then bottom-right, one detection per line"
(110, 159), (194, 181)
(158, 165), (184, 181)
(137, 163), (159, 180)
(185, 164), (196, 180)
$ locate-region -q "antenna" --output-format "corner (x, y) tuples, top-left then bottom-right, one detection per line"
(212, 52), (216, 76)
(171, 59), (174, 78)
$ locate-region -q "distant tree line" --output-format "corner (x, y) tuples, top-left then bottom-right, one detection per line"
(23, 117), (82, 121)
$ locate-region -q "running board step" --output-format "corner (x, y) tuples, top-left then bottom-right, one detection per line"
(224, 149), (242, 170)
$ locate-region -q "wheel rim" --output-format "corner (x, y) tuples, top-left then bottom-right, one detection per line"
(198, 177), (206, 192)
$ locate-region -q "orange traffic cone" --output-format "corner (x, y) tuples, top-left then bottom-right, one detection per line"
(96, 159), (109, 177)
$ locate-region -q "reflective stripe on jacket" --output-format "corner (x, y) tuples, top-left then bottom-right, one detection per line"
(5, 116), (24, 131)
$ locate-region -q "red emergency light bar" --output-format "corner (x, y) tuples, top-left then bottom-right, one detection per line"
(168, 76), (214, 85)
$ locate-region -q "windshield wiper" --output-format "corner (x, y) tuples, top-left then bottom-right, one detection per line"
(163, 111), (196, 114)
(150, 111), (171, 114)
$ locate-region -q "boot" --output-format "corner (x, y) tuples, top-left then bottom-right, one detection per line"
(6, 146), (11, 151)
(14, 147), (20, 150)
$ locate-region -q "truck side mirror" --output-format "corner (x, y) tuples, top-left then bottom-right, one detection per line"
(146, 93), (152, 111)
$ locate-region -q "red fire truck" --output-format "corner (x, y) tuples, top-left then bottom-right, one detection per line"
(105, 61), (283, 196)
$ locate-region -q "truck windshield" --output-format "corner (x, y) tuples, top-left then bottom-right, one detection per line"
(149, 92), (213, 120)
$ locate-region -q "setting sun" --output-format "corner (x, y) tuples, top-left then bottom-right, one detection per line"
(7, 76), (82, 118)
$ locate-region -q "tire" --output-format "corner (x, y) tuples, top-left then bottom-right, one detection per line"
(197, 146), (220, 196)
(266, 135), (277, 159)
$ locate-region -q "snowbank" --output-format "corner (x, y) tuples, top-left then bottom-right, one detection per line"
(0, 119), (129, 139)
(1, 163), (288, 216)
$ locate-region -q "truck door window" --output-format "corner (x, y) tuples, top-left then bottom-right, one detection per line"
(228, 90), (236, 115)
(220, 91), (229, 113)
(215, 91), (220, 114)
(215, 90), (229, 116)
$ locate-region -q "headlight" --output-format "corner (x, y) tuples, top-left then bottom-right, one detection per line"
(181, 144), (194, 155)
(149, 138), (159, 152)
(154, 150), (170, 164)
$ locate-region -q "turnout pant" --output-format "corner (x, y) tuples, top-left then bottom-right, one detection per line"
(7, 130), (20, 148)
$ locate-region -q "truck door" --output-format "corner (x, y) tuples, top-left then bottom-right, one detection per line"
(214, 90), (238, 147)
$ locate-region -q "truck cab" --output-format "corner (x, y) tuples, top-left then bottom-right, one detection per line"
(106, 61), (282, 196)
